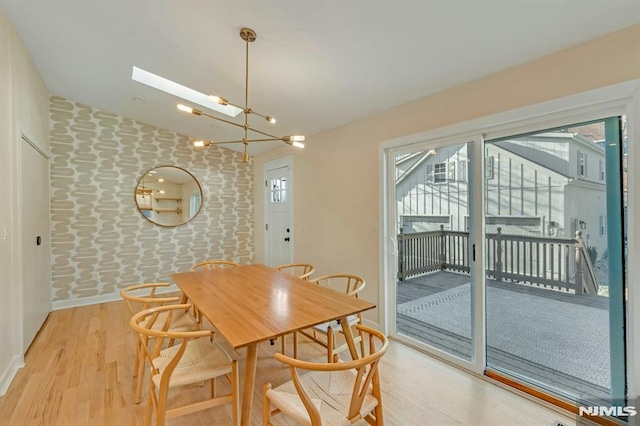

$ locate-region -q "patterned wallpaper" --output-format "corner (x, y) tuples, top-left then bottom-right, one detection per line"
(50, 96), (253, 303)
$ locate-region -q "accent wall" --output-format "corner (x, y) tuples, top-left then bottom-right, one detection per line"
(49, 97), (254, 308)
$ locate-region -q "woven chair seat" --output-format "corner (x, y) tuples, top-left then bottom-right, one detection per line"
(145, 308), (198, 332)
(152, 337), (233, 388)
(267, 369), (378, 426)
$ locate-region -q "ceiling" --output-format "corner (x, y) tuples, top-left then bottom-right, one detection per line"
(1, 1), (638, 156)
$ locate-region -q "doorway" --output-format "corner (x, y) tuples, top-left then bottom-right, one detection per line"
(264, 157), (293, 267)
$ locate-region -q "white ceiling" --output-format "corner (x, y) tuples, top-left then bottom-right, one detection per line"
(1, 1), (638, 156)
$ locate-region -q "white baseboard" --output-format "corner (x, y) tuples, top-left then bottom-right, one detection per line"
(51, 284), (181, 310)
(0, 355), (24, 396)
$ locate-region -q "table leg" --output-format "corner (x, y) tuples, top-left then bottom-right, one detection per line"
(340, 316), (360, 360)
(241, 343), (258, 426)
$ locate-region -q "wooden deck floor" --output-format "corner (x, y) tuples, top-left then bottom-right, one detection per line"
(396, 270), (610, 405)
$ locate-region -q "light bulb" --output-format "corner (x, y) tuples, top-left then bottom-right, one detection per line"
(265, 116), (276, 124)
(158, 178), (164, 182)
(292, 141), (305, 149)
(291, 135), (305, 142)
(193, 140), (212, 147)
(177, 104), (193, 114)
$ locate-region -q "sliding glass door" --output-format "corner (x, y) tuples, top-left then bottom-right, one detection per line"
(384, 113), (630, 419)
(393, 140), (480, 365)
(483, 117), (627, 408)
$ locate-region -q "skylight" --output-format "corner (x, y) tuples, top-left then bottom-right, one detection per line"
(131, 66), (243, 118)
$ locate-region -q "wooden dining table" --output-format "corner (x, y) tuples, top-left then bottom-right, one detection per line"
(170, 263), (376, 426)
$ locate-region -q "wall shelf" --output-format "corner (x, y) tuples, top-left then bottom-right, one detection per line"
(155, 209), (182, 214)
(155, 197), (182, 202)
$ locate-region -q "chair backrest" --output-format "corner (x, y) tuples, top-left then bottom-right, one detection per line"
(190, 260), (239, 271)
(312, 274), (365, 297)
(274, 263), (316, 280)
(130, 304), (214, 375)
(120, 283), (181, 318)
(274, 324), (387, 425)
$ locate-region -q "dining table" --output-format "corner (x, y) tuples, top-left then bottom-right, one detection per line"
(170, 263), (376, 426)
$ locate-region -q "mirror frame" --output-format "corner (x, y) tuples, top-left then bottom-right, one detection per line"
(134, 165), (203, 227)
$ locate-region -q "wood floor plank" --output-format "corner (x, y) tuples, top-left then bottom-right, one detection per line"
(0, 300), (579, 425)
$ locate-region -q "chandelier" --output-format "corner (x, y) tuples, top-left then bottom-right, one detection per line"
(177, 27), (305, 162)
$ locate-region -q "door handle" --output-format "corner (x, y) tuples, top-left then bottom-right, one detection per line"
(284, 237), (290, 242)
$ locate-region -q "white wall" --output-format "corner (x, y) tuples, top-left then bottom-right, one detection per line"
(0, 9), (19, 397)
(0, 9), (50, 396)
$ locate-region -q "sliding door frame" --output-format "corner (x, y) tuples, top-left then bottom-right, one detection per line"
(379, 79), (640, 422)
(382, 135), (485, 374)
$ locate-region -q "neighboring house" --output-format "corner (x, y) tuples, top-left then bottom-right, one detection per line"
(396, 132), (607, 258)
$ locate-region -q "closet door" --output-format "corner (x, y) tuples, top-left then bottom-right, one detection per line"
(21, 137), (50, 351)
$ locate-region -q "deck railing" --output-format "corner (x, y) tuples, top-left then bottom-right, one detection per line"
(397, 226), (598, 294)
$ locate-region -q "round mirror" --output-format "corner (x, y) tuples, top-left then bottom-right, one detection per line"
(135, 166), (203, 227)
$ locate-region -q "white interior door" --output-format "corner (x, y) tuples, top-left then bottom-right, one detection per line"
(265, 165), (292, 266)
(21, 137), (50, 351)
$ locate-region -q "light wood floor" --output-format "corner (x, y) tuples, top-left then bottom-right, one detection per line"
(0, 300), (579, 425)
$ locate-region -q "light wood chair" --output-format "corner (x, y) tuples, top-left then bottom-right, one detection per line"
(273, 262), (316, 355)
(296, 274), (366, 362)
(273, 262), (316, 280)
(130, 304), (239, 426)
(189, 260), (239, 271)
(263, 324), (387, 426)
(120, 283), (199, 404)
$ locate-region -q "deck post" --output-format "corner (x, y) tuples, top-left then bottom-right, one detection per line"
(495, 227), (503, 281)
(574, 231), (584, 294)
(439, 225), (446, 270)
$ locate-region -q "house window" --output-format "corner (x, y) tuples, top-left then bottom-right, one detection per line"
(458, 160), (467, 181)
(434, 163), (447, 183)
(600, 215), (606, 236)
(577, 150), (587, 177)
(599, 159), (605, 181)
(485, 156), (495, 180)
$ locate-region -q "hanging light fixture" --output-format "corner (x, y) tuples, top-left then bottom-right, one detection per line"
(176, 27), (304, 162)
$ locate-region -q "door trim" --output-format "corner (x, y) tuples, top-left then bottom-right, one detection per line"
(263, 156), (294, 266)
(22, 134), (49, 160)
